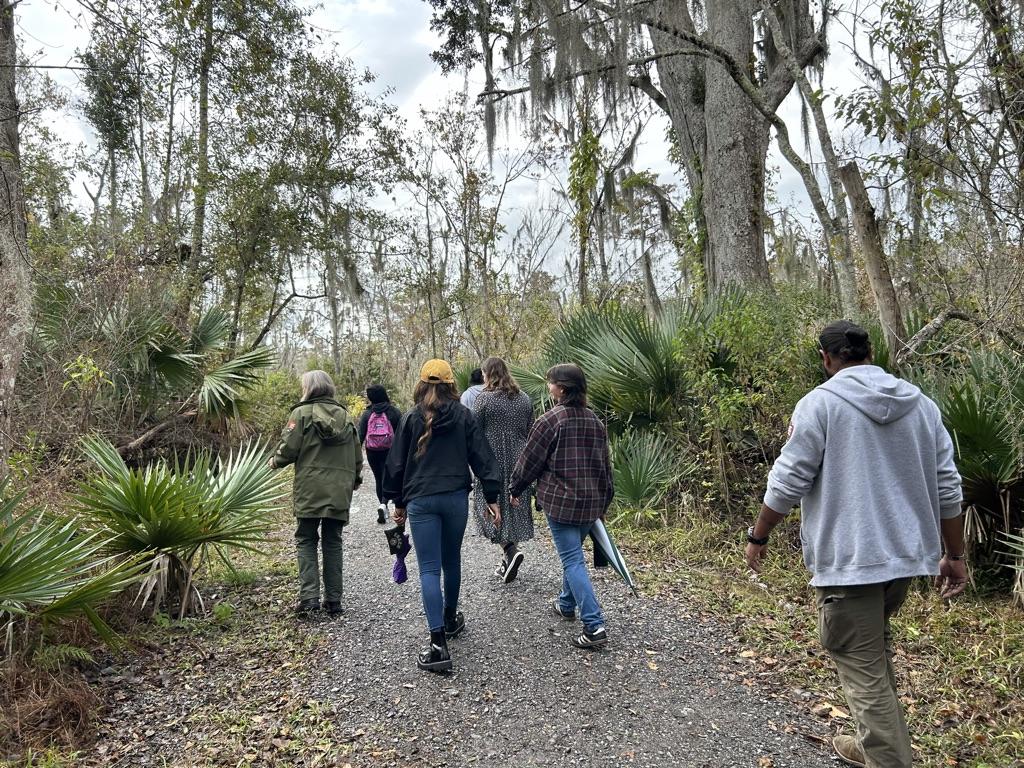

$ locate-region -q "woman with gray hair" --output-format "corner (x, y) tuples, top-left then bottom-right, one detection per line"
(271, 370), (363, 617)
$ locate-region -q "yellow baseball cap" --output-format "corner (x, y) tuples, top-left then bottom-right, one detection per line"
(419, 359), (456, 384)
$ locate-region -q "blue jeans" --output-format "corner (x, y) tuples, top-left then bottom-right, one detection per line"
(548, 517), (605, 632)
(407, 490), (469, 632)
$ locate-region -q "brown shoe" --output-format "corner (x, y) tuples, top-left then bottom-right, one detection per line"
(832, 735), (866, 767)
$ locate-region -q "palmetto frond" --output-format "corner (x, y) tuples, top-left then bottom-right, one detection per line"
(610, 430), (687, 510)
(189, 308), (232, 355)
(0, 481), (143, 644)
(198, 346), (277, 418)
(75, 439), (287, 617)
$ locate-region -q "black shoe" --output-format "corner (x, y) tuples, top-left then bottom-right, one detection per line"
(551, 599), (576, 620)
(503, 550), (524, 584)
(494, 558), (508, 579)
(295, 599), (320, 616)
(417, 632), (452, 673)
(572, 626), (608, 649)
(444, 611), (466, 639)
(377, 505), (387, 524)
(325, 601), (344, 617)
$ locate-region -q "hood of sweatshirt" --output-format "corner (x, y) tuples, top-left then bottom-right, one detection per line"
(370, 402), (391, 414)
(818, 365), (921, 424)
(292, 398), (352, 445)
(420, 400), (460, 434)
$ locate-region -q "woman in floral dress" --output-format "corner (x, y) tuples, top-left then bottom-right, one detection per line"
(472, 356), (535, 583)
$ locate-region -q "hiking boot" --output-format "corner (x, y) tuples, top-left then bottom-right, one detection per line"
(377, 505), (387, 524)
(295, 598), (320, 616)
(444, 611), (466, 639)
(832, 735), (866, 767)
(503, 550), (525, 584)
(417, 631), (452, 673)
(551, 599), (576, 620)
(571, 626), (608, 649)
(324, 601), (344, 617)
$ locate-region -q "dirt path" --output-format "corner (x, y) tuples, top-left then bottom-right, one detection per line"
(309, 488), (835, 768)
(78, 486), (836, 767)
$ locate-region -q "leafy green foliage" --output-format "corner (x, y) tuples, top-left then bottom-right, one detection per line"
(610, 431), (689, 524)
(75, 438), (288, 618)
(0, 481), (142, 646)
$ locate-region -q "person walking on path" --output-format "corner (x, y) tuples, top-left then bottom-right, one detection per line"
(472, 356), (535, 583)
(744, 320), (966, 768)
(510, 363), (614, 650)
(460, 368), (484, 411)
(357, 384), (401, 524)
(384, 359), (501, 673)
(271, 370), (363, 618)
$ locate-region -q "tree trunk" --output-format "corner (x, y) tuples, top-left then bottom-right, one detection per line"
(0, 1), (30, 479)
(649, 0), (771, 292)
(839, 163), (906, 356)
(187, 0), (214, 312)
(640, 244), (663, 317)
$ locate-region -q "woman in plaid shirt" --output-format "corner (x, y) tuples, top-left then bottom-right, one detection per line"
(510, 363), (614, 649)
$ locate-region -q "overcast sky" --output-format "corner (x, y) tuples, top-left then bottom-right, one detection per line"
(20, 0), (871, 241)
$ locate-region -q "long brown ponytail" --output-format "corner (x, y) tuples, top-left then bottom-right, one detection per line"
(413, 380), (460, 459)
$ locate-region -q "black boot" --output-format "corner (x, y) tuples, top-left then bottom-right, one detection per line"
(444, 610), (466, 639)
(417, 629), (452, 673)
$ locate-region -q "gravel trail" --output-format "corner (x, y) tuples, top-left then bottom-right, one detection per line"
(314, 488), (836, 768)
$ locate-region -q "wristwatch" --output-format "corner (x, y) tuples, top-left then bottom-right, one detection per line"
(746, 526), (769, 546)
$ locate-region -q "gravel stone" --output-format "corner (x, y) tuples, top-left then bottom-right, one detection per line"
(310, 488), (837, 767)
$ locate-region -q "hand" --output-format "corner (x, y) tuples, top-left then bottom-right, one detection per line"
(392, 507), (406, 525)
(745, 542), (767, 574)
(487, 503), (502, 528)
(510, 496), (520, 507)
(935, 556), (968, 599)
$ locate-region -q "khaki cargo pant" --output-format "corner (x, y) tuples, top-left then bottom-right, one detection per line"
(816, 578), (914, 768)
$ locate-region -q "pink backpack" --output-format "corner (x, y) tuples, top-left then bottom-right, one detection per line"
(366, 410), (394, 450)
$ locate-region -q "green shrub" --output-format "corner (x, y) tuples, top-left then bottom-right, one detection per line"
(75, 437), (289, 619)
(0, 480), (143, 647)
(610, 430), (691, 525)
(241, 369), (300, 440)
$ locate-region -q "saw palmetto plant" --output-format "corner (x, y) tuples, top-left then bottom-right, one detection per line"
(75, 437), (289, 619)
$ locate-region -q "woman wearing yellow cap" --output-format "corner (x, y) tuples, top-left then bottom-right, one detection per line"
(383, 359), (501, 672)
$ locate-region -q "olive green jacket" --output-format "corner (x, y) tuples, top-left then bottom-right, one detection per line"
(272, 397), (363, 522)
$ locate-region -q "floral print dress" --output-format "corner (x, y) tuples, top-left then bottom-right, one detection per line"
(472, 389), (535, 544)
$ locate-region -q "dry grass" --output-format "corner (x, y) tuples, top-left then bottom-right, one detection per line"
(620, 515), (1024, 768)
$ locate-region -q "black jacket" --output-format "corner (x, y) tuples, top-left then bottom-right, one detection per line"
(357, 402), (402, 447)
(383, 400), (500, 508)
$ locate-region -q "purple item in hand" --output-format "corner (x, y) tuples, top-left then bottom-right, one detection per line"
(385, 524), (412, 584)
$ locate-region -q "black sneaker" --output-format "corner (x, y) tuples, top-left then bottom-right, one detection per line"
(295, 599), (320, 616)
(551, 599), (576, 620)
(503, 550), (524, 584)
(417, 638), (452, 673)
(571, 626), (608, 649)
(324, 601), (344, 617)
(377, 505), (387, 524)
(444, 611), (466, 639)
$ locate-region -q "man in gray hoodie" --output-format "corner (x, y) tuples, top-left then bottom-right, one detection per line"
(745, 320), (967, 768)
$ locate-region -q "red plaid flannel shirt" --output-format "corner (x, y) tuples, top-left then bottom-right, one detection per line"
(509, 404), (614, 524)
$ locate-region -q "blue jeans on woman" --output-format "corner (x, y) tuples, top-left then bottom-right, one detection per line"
(407, 490), (469, 631)
(547, 517), (605, 632)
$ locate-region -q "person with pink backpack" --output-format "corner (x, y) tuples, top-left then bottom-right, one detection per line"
(358, 385), (402, 524)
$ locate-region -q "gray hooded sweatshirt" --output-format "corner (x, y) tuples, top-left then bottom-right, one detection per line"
(764, 365), (962, 587)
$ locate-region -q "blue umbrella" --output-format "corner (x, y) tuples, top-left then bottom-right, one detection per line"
(590, 519), (637, 595)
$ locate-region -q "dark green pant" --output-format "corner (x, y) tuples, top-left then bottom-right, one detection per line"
(816, 578), (914, 768)
(295, 518), (344, 603)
